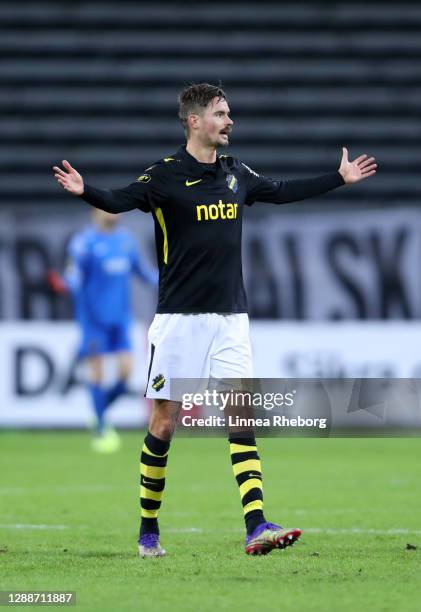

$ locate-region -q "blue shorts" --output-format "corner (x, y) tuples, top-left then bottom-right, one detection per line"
(78, 321), (132, 358)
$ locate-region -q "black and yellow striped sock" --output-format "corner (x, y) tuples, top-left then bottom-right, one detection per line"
(229, 436), (266, 535)
(139, 431), (170, 537)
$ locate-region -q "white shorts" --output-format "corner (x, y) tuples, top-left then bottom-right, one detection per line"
(145, 313), (253, 400)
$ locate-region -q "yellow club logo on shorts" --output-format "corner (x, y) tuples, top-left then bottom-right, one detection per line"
(152, 374), (165, 391)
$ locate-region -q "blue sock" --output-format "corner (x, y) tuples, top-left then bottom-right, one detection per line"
(88, 384), (108, 433)
(106, 379), (127, 407)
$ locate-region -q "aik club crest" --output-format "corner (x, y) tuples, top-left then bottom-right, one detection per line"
(226, 174), (238, 193)
(152, 374), (165, 391)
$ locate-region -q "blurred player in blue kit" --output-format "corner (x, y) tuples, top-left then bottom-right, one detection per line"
(49, 208), (158, 452)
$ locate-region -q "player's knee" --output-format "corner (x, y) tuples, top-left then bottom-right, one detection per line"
(152, 418), (175, 441)
(89, 371), (103, 385)
(118, 354), (132, 381)
(119, 364), (131, 381)
(87, 356), (103, 385)
(150, 403), (176, 440)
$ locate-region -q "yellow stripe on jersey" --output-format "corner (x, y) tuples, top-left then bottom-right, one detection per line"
(232, 459), (261, 477)
(163, 157), (175, 162)
(155, 207), (168, 264)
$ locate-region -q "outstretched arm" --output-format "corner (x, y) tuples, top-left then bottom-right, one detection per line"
(52, 160), (149, 213)
(243, 148), (377, 206)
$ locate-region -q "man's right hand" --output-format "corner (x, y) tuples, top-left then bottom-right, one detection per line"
(53, 160), (84, 195)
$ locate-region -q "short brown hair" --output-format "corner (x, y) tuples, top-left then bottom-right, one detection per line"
(178, 83), (227, 134)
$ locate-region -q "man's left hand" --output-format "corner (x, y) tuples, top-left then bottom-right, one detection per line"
(338, 147), (377, 184)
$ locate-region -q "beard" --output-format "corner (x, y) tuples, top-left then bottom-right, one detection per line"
(215, 131), (230, 147)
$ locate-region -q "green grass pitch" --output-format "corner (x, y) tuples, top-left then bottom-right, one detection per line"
(1, 432), (420, 611)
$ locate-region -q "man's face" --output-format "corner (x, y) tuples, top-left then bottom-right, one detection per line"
(190, 97), (233, 147)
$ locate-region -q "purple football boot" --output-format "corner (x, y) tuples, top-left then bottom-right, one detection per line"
(245, 522), (302, 555)
(138, 533), (166, 558)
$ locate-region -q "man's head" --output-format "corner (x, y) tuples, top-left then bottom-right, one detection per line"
(92, 208), (120, 231)
(178, 83), (233, 148)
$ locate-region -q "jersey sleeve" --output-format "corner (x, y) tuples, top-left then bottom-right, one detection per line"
(131, 246), (159, 287)
(79, 165), (166, 214)
(240, 162), (345, 207)
(63, 233), (88, 294)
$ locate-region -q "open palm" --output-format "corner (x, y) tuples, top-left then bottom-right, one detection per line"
(338, 147), (377, 184)
(52, 160), (84, 195)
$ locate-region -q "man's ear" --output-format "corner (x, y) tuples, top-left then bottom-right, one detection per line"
(188, 113), (200, 132)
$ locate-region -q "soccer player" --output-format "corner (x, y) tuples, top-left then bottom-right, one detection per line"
(52, 83), (377, 555)
(48, 208), (158, 452)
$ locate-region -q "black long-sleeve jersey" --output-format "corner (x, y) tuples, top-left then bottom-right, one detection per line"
(81, 145), (345, 313)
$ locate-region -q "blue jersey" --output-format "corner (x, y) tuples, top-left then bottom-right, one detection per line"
(65, 225), (157, 327)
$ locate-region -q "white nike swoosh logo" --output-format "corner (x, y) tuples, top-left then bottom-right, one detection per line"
(185, 179), (202, 187)
(142, 478), (157, 486)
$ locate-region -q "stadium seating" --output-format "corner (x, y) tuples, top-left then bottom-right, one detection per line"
(1, 2), (420, 207)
